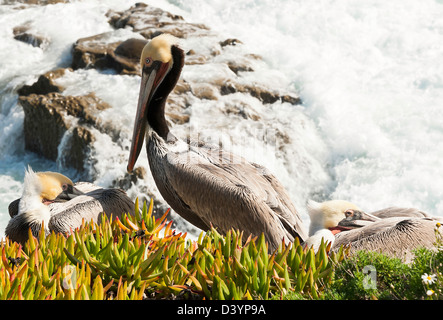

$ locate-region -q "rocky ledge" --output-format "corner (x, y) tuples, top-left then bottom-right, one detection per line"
(15, 2), (302, 208)
(20, 91), (110, 172)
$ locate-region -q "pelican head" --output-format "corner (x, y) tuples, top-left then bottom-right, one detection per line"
(26, 169), (82, 205)
(127, 34), (181, 172)
(307, 199), (379, 235)
(6, 167), (83, 243)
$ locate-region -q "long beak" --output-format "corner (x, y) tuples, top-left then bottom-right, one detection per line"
(54, 185), (84, 202)
(338, 211), (381, 229)
(127, 62), (171, 172)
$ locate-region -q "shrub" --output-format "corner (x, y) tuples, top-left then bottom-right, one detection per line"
(321, 223), (443, 300)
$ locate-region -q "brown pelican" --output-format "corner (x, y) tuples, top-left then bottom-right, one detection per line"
(5, 167), (135, 244)
(305, 200), (443, 262)
(126, 33), (307, 251)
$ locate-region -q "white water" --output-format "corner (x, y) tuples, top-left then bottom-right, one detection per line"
(1, 0), (443, 239)
(171, 0), (443, 212)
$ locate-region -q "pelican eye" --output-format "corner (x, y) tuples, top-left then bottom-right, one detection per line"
(145, 57), (151, 65)
(62, 183), (69, 192)
(344, 209), (354, 218)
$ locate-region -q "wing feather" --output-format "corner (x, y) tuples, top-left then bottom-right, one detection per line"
(156, 139), (307, 247)
(48, 186), (134, 233)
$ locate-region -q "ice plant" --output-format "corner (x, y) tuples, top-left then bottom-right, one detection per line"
(0, 198), (343, 300)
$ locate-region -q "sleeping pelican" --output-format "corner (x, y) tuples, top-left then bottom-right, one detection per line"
(126, 33), (307, 251)
(305, 200), (443, 262)
(5, 167), (135, 244)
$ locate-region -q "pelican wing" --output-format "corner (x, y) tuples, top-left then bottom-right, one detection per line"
(156, 138), (307, 248)
(333, 217), (443, 262)
(334, 217), (407, 247)
(48, 186), (134, 233)
(370, 207), (431, 219)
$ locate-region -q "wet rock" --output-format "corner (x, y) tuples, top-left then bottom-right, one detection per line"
(190, 83), (219, 101)
(19, 92), (111, 172)
(220, 81), (301, 105)
(166, 102), (190, 125)
(138, 22), (210, 40)
(71, 33), (121, 70)
(69, 3), (301, 108)
(108, 38), (148, 75)
(164, 80), (192, 125)
(72, 34), (147, 75)
(13, 23), (49, 48)
(226, 60), (254, 75)
(185, 50), (207, 65)
(20, 94), (68, 161)
(113, 166), (147, 190)
(15, 2), (303, 187)
(18, 68), (68, 96)
(14, 32), (49, 48)
(107, 3), (210, 39)
(173, 79), (192, 95)
(107, 3), (183, 30)
(224, 102), (261, 121)
(59, 126), (95, 172)
(219, 38), (243, 47)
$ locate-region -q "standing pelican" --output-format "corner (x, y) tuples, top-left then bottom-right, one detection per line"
(305, 200), (443, 262)
(127, 34), (307, 251)
(5, 167), (135, 244)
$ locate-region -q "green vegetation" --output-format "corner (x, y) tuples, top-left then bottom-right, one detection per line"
(320, 224), (443, 300)
(0, 199), (442, 300)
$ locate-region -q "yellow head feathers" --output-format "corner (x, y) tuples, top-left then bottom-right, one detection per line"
(307, 199), (362, 231)
(140, 34), (178, 67)
(37, 171), (74, 201)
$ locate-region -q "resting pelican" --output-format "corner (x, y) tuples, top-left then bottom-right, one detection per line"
(5, 167), (135, 244)
(126, 33), (307, 251)
(305, 200), (443, 262)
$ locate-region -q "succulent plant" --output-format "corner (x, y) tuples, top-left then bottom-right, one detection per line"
(0, 198), (344, 300)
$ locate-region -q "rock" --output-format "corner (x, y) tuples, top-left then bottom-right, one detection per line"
(113, 166), (147, 190)
(185, 50), (207, 65)
(59, 126), (95, 172)
(190, 83), (219, 100)
(107, 3), (210, 39)
(19, 92), (111, 172)
(70, 3), (301, 108)
(13, 23), (50, 48)
(108, 38), (148, 75)
(165, 93), (190, 125)
(71, 33), (121, 70)
(173, 79), (192, 95)
(18, 68), (68, 96)
(107, 3), (183, 30)
(219, 38), (243, 47)
(14, 32), (49, 48)
(166, 105), (190, 125)
(224, 102), (261, 121)
(72, 34), (147, 75)
(15, 2), (303, 187)
(20, 93), (68, 161)
(220, 81), (301, 105)
(138, 22), (210, 40)
(226, 60), (254, 75)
